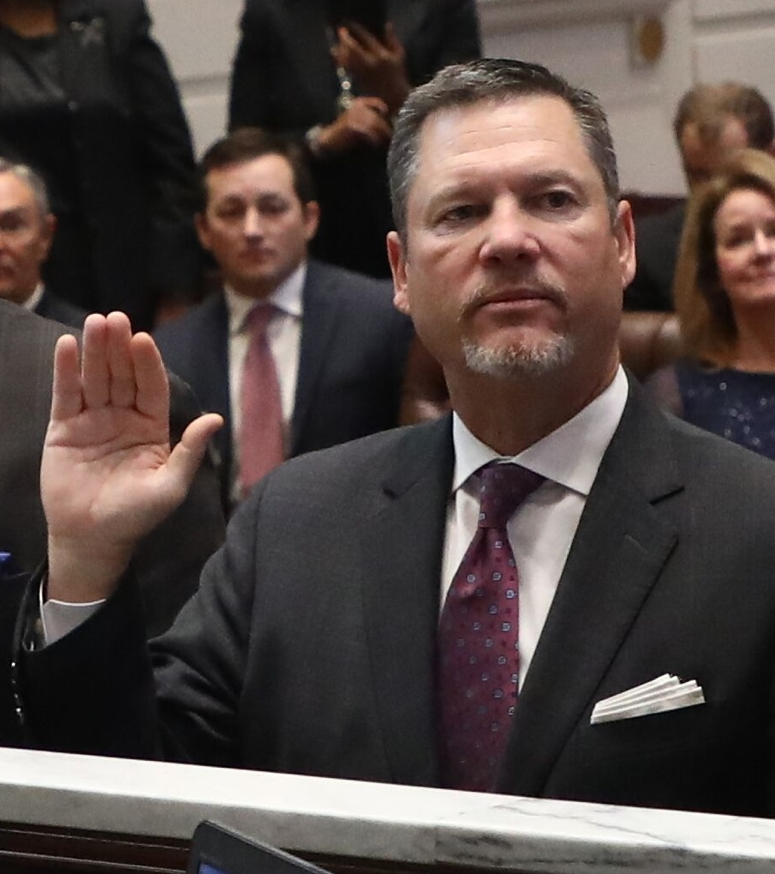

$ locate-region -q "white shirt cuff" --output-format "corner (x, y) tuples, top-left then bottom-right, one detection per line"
(39, 584), (105, 645)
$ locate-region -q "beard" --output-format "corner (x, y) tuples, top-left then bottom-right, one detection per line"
(459, 278), (575, 378)
(462, 331), (576, 377)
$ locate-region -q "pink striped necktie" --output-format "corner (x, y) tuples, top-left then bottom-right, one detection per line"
(239, 303), (284, 499)
(438, 461), (545, 792)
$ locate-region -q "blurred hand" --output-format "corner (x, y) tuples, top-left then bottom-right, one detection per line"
(42, 312), (223, 602)
(333, 23), (410, 116)
(317, 95), (393, 154)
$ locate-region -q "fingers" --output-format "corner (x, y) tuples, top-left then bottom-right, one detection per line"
(346, 98), (392, 144)
(165, 413), (224, 496)
(59, 312), (169, 426)
(106, 312), (136, 408)
(82, 312), (137, 409)
(132, 331), (170, 425)
(81, 314), (110, 407)
(50, 333), (83, 422)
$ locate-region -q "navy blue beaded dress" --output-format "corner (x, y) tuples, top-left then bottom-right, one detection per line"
(651, 359), (775, 460)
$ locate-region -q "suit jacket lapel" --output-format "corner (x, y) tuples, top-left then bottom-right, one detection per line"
(291, 263), (341, 454)
(497, 386), (682, 796)
(359, 417), (454, 787)
(185, 295), (231, 504)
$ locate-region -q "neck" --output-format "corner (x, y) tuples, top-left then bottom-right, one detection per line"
(447, 357), (619, 456)
(731, 305), (775, 373)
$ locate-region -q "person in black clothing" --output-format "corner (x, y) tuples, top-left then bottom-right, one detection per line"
(229, 0), (481, 279)
(0, 0), (203, 331)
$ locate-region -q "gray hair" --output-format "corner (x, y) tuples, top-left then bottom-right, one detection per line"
(387, 58), (620, 239)
(0, 158), (51, 217)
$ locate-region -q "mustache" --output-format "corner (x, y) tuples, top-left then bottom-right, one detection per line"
(459, 277), (569, 319)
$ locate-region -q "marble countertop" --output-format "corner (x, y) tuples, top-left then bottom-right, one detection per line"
(2, 746), (775, 872)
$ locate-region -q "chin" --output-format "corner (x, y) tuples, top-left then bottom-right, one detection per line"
(463, 334), (576, 378)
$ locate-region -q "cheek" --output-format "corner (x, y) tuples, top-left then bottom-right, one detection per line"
(715, 251), (744, 286)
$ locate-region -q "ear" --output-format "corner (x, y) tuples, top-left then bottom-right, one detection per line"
(194, 212), (211, 251)
(387, 230), (410, 315)
(38, 213), (56, 261)
(614, 199), (636, 290)
(303, 200), (320, 241)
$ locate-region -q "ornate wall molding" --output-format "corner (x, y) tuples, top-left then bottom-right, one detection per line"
(478, 0), (673, 33)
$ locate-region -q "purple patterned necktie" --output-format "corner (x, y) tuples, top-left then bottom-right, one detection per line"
(438, 462), (545, 792)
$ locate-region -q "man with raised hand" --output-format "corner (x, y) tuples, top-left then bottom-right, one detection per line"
(16, 59), (775, 817)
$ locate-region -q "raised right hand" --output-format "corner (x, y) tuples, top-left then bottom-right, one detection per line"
(42, 312), (223, 603)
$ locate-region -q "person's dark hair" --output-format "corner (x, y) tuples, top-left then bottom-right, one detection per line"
(674, 148), (775, 365)
(388, 58), (620, 239)
(198, 127), (316, 210)
(673, 83), (775, 150)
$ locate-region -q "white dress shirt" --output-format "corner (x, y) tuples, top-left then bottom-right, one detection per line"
(22, 283), (44, 312)
(442, 366), (628, 689)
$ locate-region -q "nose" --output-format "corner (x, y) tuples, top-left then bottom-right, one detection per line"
(752, 228), (775, 258)
(478, 198), (540, 265)
(243, 206), (263, 238)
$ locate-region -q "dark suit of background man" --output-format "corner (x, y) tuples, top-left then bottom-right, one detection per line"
(625, 82), (775, 311)
(229, 0), (481, 278)
(0, 158), (86, 328)
(18, 59), (775, 818)
(153, 128), (414, 511)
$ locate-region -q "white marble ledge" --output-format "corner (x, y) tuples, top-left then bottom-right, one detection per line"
(2, 747), (775, 871)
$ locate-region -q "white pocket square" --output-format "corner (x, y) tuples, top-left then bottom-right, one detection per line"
(591, 674), (705, 725)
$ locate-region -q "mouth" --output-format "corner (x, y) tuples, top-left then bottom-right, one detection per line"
(462, 283), (568, 319)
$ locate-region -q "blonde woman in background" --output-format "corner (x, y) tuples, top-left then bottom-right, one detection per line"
(646, 148), (775, 459)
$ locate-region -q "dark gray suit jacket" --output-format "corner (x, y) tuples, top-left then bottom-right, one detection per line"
(19, 381), (775, 816)
(153, 260), (414, 510)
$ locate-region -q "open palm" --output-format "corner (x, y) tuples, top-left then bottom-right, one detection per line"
(42, 313), (222, 601)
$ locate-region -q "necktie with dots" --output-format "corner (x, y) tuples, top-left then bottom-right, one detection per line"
(438, 462), (545, 792)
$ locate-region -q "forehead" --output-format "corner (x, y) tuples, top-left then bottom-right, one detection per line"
(0, 171), (37, 211)
(409, 95), (600, 202)
(681, 118), (749, 168)
(205, 154), (296, 200)
(715, 186), (775, 225)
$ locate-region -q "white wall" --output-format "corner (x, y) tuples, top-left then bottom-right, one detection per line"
(146, 0), (775, 193)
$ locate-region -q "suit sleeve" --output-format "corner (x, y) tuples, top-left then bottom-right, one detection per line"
(18, 483), (261, 765)
(115, 0), (203, 298)
(228, 0), (273, 130)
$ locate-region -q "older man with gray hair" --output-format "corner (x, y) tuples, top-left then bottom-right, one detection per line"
(0, 158), (85, 327)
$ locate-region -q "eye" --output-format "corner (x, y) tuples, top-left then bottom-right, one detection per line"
(258, 197), (291, 217)
(536, 189), (577, 211)
(215, 204), (245, 222)
(720, 232), (751, 250)
(436, 203), (484, 227)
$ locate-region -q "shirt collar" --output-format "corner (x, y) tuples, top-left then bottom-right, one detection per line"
(22, 283), (44, 312)
(225, 261), (306, 335)
(452, 366), (629, 497)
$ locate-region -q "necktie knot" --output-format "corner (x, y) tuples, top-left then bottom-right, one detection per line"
(245, 302), (275, 336)
(477, 463), (545, 529)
